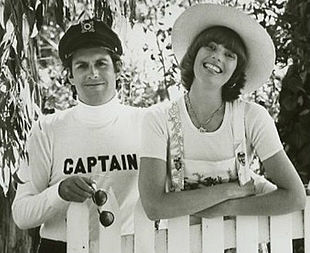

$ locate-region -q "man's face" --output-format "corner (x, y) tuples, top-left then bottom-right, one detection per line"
(69, 47), (117, 106)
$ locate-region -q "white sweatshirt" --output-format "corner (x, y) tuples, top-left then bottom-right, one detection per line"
(12, 96), (143, 242)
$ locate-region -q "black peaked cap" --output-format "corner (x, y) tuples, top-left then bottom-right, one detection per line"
(58, 19), (123, 62)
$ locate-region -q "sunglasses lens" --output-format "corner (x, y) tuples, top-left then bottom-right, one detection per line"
(99, 211), (114, 227)
(92, 189), (108, 206)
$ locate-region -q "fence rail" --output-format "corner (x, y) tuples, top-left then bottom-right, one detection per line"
(67, 191), (310, 253)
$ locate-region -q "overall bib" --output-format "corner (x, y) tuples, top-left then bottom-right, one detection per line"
(167, 97), (276, 194)
(166, 97), (276, 252)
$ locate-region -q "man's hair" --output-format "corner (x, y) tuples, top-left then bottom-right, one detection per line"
(180, 26), (248, 101)
(63, 47), (122, 77)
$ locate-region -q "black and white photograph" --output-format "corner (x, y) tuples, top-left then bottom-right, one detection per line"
(0, 0), (309, 253)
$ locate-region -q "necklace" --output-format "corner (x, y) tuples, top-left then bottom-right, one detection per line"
(185, 93), (224, 133)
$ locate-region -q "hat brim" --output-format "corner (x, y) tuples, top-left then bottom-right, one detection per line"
(172, 4), (275, 94)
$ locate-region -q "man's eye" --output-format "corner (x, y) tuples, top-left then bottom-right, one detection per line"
(76, 64), (87, 69)
(97, 61), (107, 67)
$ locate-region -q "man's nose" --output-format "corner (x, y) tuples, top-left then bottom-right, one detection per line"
(88, 65), (99, 79)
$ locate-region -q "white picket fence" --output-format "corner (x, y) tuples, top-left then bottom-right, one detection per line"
(67, 190), (310, 253)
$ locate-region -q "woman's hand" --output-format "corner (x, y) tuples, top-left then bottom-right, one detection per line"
(229, 179), (256, 199)
(139, 158), (258, 220)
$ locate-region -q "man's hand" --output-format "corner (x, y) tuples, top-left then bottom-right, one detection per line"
(58, 176), (95, 202)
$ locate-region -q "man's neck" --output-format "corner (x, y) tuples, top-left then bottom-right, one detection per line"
(79, 93), (116, 106)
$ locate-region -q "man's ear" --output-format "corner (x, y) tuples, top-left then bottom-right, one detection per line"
(115, 71), (121, 79)
(67, 69), (74, 84)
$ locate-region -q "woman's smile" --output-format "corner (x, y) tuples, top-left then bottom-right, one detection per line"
(193, 43), (238, 87)
(202, 62), (223, 74)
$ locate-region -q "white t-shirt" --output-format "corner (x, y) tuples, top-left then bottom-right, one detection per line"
(141, 96), (283, 184)
(12, 96), (144, 243)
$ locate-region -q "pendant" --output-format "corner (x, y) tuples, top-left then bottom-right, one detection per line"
(199, 126), (208, 133)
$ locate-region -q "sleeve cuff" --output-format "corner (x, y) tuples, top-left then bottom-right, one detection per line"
(260, 147), (283, 162)
(46, 180), (70, 209)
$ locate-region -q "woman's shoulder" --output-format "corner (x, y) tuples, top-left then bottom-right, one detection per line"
(232, 98), (270, 118)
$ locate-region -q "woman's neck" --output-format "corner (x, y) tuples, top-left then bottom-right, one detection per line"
(188, 83), (223, 117)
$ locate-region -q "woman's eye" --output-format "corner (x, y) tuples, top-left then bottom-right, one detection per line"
(226, 52), (236, 59)
(207, 43), (216, 50)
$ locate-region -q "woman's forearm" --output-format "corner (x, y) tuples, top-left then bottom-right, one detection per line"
(140, 181), (255, 220)
(139, 158), (255, 220)
(195, 187), (306, 218)
(142, 184), (231, 220)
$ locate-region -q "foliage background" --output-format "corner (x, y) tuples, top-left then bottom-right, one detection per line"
(0, 0), (309, 252)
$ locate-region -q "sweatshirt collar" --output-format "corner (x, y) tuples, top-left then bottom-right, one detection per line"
(73, 95), (120, 125)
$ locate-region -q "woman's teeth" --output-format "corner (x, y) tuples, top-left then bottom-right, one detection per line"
(203, 63), (222, 73)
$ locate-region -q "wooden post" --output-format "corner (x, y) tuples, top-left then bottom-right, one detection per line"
(67, 202), (89, 253)
(168, 216), (190, 253)
(134, 199), (155, 253)
(304, 196), (310, 253)
(202, 217), (224, 253)
(236, 216), (258, 253)
(98, 187), (121, 253)
(270, 214), (292, 253)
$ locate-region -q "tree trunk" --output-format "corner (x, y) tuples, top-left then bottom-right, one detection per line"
(0, 186), (40, 253)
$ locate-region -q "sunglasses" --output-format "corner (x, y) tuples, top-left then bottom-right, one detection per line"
(91, 184), (115, 227)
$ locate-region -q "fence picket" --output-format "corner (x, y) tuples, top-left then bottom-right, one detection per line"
(202, 217), (224, 253)
(168, 216), (190, 253)
(270, 214), (292, 253)
(99, 188), (122, 253)
(66, 196), (309, 253)
(134, 199), (155, 253)
(305, 197), (310, 253)
(236, 216), (258, 253)
(67, 202), (89, 253)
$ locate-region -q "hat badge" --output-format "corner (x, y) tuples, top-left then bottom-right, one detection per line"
(81, 20), (95, 33)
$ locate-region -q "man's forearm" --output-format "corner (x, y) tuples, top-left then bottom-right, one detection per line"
(12, 182), (69, 229)
(195, 188), (306, 218)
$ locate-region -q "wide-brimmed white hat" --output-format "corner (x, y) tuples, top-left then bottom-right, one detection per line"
(172, 4), (275, 94)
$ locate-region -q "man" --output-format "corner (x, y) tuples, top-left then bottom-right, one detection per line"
(12, 19), (143, 253)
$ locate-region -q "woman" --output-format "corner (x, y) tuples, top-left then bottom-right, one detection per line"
(138, 4), (305, 223)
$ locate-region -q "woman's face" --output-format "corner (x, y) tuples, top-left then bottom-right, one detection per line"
(193, 41), (238, 90)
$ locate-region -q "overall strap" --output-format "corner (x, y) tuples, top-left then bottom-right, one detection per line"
(167, 100), (185, 192)
(231, 99), (251, 185)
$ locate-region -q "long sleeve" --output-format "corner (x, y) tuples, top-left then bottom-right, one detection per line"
(12, 180), (69, 229)
(12, 119), (69, 229)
